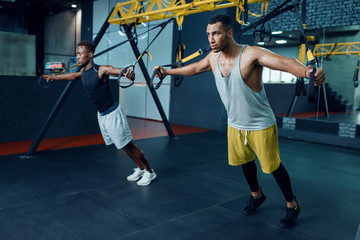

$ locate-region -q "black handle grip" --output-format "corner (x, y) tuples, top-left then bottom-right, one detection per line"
(151, 68), (165, 90)
(118, 66), (135, 89)
(155, 74), (165, 90)
(37, 74), (50, 89)
(307, 63), (317, 103)
(118, 66), (130, 81)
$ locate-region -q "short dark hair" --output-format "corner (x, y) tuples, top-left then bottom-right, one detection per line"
(208, 14), (233, 31)
(77, 40), (95, 53)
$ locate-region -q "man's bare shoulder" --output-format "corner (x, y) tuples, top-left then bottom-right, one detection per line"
(206, 51), (220, 62)
(204, 51), (219, 71)
(241, 45), (271, 62)
(99, 65), (115, 71)
(242, 45), (261, 55)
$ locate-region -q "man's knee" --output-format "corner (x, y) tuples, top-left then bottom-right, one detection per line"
(123, 140), (134, 151)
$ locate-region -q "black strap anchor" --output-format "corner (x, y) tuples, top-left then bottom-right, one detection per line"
(353, 58), (359, 88)
(287, 77), (307, 117)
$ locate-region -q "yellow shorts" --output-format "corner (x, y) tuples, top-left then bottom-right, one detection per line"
(227, 124), (281, 174)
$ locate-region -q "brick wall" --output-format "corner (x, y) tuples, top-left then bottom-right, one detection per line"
(247, 0), (360, 32)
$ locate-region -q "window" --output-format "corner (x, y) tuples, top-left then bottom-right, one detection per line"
(262, 67), (296, 83)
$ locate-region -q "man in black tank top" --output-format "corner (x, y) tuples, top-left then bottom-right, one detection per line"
(44, 41), (156, 186)
(154, 14), (326, 228)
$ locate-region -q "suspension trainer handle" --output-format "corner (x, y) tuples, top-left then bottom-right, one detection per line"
(307, 49), (318, 103)
(150, 68), (166, 90)
(118, 64), (135, 89)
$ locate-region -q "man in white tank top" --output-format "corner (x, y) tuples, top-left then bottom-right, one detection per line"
(154, 14), (325, 228)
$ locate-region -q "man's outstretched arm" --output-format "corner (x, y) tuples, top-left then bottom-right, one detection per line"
(43, 71), (82, 82)
(153, 53), (212, 78)
(250, 46), (325, 86)
(101, 65), (135, 81)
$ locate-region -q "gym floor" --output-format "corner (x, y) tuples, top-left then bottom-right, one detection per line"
(0, 124), (359, 239)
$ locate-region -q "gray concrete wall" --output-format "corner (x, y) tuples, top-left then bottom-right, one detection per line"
(0, 31), (36, 76)
(44, 10), (81, 69)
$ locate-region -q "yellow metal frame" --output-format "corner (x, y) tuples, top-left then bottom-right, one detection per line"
(298, 43), (306, 64)
(299, 42), (360, 64)
(108, 0), (267, 26)
(313, 42), (360, 56)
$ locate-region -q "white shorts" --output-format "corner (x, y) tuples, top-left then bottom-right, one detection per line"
(97, 104), (133, 149)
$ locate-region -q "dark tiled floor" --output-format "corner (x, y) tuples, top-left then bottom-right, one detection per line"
(0, 131), (359, 240)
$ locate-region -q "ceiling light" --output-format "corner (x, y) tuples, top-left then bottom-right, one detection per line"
(272, 31), (283, 35)
(71, 4), (77, 8)
(257, 42), (265, 45)
(275, 40), (287, 44)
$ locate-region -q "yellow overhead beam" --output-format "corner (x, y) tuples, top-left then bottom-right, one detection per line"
(299, 42), (360, 64)
(108, 0), (266, 26)
(313, 42), (360, 56)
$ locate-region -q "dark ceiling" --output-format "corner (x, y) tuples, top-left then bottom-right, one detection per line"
(0, 0), (81, 18)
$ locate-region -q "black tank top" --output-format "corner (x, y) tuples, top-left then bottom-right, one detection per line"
(81, 64), (115, 112)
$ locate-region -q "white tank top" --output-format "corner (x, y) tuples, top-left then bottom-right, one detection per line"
(214, 45), (276, 131)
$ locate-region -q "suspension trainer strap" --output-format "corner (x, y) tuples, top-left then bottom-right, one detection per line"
(118, 18), (174, 88)
(94, 18), (174, 59)
(353, 58), (360, 88)
(293, 2), (318, 103)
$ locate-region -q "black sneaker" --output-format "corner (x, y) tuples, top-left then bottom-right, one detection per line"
(279, 202), (301, 229)
(243, 192), (266, 215)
